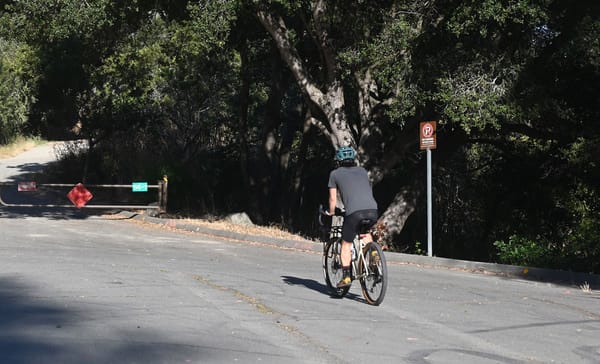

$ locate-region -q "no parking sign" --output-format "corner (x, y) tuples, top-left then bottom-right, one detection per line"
(419, 121), (437, 150)
(419, 121), (437, 257)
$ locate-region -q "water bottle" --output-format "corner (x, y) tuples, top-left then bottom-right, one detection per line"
(351, 245), (357, 261)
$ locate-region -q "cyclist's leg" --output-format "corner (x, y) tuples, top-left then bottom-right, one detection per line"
(336, 240), (353, 288)
(340, 240), (352, 268)
(338, 215), (359, 288)
(361, 233), (373, 243)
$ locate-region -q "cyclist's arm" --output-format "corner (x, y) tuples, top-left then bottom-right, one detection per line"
(328, 187), (337, 215)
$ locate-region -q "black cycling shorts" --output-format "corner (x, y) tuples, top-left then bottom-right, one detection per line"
(342, 209), (378, 242)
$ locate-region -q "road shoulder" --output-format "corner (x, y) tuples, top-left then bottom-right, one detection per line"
(117, 211), (600, 290)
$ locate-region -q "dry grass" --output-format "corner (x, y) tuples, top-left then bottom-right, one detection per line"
(0, 137), (45, 159)
(580, 281), (592, 294)
(178, 218), (309, 242)
(117, 210), (316, 243)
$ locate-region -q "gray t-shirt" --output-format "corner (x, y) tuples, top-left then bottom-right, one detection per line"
(328, 166), (377, 215)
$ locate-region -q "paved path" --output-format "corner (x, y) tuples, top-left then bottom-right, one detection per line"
(3, 210), (600, 363)
(0, 142), (60, 182)
(127, 212), (600, 290)
(1, 143), (600, 363)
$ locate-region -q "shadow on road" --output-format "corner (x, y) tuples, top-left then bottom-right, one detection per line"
(1, 159), (153, 220)
(0, 151), (83, 218)
(0, 277), (204, 363)
(3, 161), (57, 176)
(281, 275), (364, 302)
(0, 206), (112, 220)
(0, 177), (109, 219)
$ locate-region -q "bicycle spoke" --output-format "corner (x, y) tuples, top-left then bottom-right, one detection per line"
(359, 242), (387, 305)
(323, 240), (350, 298)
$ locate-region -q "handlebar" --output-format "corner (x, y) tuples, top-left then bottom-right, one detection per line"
(318, 205), (344, 216)
(318, 205), (344, 226)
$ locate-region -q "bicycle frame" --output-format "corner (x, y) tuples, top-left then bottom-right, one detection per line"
(322, 215), (388, 305)
(326, 226), (374, 279)
(352, 237), (369, 279)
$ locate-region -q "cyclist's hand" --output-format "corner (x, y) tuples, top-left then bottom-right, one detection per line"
(318, 204), (343, 217)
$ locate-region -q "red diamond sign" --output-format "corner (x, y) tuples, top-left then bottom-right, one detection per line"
(67, 183), (93, 208)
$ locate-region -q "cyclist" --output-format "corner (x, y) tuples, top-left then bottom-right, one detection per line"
(325, 146), (378, 288)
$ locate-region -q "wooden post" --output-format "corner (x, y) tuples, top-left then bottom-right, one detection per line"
(158, 176), (168, 214)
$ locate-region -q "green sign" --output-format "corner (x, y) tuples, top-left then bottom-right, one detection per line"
(132, 182), (148, 192)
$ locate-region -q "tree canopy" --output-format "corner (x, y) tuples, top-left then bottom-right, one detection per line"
(1, 0), (598, 273)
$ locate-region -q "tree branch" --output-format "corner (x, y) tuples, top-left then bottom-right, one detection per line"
(255, 6), (326, 107)
(311, 0), (337, 83)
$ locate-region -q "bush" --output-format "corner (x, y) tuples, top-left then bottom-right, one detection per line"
(494, 235), (553, 268)
(0, 40), (38, 144)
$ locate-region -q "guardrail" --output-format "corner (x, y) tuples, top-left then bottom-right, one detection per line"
(0, 178), (168, 213)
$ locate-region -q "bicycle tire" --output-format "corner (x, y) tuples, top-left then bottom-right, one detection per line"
(358, 242), (387, 305)
(323, 240), (350, 298)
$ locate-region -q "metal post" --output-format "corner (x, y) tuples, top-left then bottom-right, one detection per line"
(427, 148), (433, 257)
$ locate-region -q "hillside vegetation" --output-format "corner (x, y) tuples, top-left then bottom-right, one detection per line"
(0, 1), (598, 273)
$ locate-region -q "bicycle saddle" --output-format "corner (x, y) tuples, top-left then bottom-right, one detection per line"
(358, 219), (375, 234)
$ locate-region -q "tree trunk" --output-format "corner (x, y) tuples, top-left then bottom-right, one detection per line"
(256, 5), (353, 148)
(256, 3), (420, 241)
(289, 114), (317, 227)
(238, 41), (251, 210)
(256, 47), (288, 222)
(379, 186), (419, 243)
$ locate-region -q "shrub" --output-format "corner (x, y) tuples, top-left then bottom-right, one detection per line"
(494, 235), (552, 267)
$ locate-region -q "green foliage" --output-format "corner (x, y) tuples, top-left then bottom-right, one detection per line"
(0, 0), (113, 44)
(0, 39), (38, 144)
(560, 185), (600, 273)
(491, 184), (599, 273)
(413, 241), (427, 256)
(0, 0), (119, 137)
(434, 71), (511, 134)
(85, 1), (238, 141)
(494, 235), (552, 267)
(1, 0), (599, 273)
(339, 10), (420, 123)
(447, 0), (548, 39)
(79, 1), (242, 214)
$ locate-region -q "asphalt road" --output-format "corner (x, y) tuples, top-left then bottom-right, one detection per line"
(0, 142), (60, 181)
(1, 144), (600, 363)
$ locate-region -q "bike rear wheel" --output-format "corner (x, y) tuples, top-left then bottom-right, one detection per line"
(323, 240), (350, 297)
(358, 242), (387, 305)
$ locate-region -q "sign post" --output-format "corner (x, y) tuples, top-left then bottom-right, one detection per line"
(420, 121), (437, 257)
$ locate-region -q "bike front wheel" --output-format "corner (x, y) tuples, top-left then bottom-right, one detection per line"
(323, 240), (350, 298)
(358, 242), (387, 305)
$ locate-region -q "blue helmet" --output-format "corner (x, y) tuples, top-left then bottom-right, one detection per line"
(335, 146), (356, 161)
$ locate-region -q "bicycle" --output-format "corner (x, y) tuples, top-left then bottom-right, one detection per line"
(318, 206), (388, 305)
